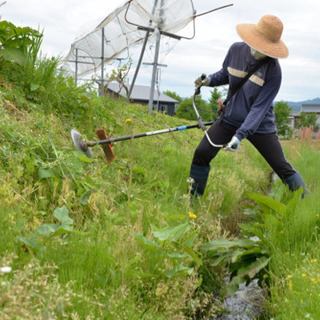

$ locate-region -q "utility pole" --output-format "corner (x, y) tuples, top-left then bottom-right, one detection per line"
(100, 27), (105, 96)
(148, 28), (161, 115)
(75, 48), (78, 84)
(127, 0), (159, 102)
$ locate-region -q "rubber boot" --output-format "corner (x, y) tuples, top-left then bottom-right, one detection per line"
(189, 164), (210, 197)
(284, 171), (309, 197)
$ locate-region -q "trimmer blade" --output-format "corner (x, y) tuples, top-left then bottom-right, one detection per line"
(70, 129), (94, 159)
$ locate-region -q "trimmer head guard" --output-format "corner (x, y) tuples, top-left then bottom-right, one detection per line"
(96, 128), (115, 163)
(70, 129), (94, 159)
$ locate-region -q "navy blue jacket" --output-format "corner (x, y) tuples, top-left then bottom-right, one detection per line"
(208, 42), (281, 141)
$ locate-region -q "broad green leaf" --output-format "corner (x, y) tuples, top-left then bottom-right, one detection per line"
(0, 47), (26, 64)
(36, 223), (59, 236)
(183, 245), (202, 266)
(236, 256), (271, 279)
(238, 223), (264, 240)
(17, 233), (39, 249)
(202, 238), (256, 252)
(54, 205), (73, 225)
(73, 151), (95, 163)
(226, 274), (246, 296)
(38, 167), (54, 180)
(231, 250), (244, 263)
(183, 230), (198, 247)
(165, 265), (194, 279)
(152, 223), (189, 242)
(51, 225), (74, 236)
(246, 192), (286, 216)
(167, 252), (189, 259)
(30, 83), (40, 92)
(209, 252), (232, 267)
(231, 247), (264, 263)
(133, 234), (159, 250)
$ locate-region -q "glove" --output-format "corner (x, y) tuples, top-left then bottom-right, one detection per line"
(194, 74), (210, 87)
(225, 136), (240, 152)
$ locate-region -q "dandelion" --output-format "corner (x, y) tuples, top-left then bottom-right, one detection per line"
(287, 275), (292, 279)
(302, 273), (307, 278)
(188, 212), (197, 219)
(125, 118), (132, 125)
(311, 259), (317, 263)
(187, 177), (195, 184)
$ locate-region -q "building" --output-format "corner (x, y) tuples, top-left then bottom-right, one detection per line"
(301, 104), (320, 126)
(289, 104), (320, 128)
(106, 82), (179, 116)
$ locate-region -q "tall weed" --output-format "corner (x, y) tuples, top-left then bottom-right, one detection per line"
(265, 146), (320, 318)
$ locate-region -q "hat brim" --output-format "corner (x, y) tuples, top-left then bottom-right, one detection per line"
(237, 24), (289, 59)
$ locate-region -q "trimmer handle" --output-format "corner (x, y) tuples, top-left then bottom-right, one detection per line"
(195, 74), (207, 95)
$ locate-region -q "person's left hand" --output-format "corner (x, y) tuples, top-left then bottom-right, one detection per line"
(225, 136), (240, 152)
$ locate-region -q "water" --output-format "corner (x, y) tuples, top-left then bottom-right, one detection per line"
(212, 279), (267, 320)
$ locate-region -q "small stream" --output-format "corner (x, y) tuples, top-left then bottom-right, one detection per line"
(209, 173), (278, 320)
(211, 278), (267, 320)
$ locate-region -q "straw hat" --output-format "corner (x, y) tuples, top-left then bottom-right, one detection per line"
(236, 15), (289, 59)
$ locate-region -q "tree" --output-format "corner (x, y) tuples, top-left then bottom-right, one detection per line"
(104, 60), (132, 97)
(274, 101), (292, 137)
(208, 87), (226, 121)
(163, 90), (182, 103)
(299, 111), (318, 130)
(175, 95), (213, 122)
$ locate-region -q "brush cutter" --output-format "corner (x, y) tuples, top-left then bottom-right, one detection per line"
(71, 121), (215, 163)
(71, 79), (228, 163)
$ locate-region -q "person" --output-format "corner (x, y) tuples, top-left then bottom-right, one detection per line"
(190, 15), (308, 198)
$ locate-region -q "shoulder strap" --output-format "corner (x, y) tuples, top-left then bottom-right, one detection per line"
(223, 57), (271, 106)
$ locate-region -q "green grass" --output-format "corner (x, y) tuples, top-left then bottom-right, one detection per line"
(260, 144), (320, 319)
(0, 80), (272, 318)
(0, 53), (319, 318)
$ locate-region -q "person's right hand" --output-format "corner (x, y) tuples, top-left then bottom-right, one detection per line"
(194, 74), (210, 87)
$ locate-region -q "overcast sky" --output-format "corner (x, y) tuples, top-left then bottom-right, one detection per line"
(2, 0), (320, 102)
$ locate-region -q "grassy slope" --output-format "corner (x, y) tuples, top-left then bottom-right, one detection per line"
(0, 82), (319, 319)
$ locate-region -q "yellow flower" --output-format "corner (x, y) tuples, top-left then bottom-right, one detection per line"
(125, 118), (132, 125)
(188, 212), (197, 219)
(302, 273), (307, 278)
(287, 275), (292, 279)
(311, 259), (318, 263)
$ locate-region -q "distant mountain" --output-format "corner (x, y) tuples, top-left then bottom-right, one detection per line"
(281, 97), (320, 113)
